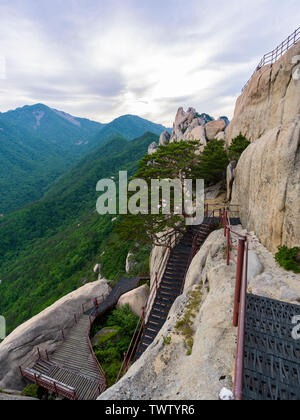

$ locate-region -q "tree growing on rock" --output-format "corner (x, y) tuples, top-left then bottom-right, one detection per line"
(228, 133), (251, 162)
(116, 141), (204, 247)
(197, 139), (229, 184)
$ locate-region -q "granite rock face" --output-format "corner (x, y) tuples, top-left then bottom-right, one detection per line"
(228, 41), (300, 252)
(0, 280), (111, 391)
(231, 121), (300, 252)
(226, 42), (300, 144)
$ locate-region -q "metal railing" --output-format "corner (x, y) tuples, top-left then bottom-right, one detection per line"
(20, 366), (78, 400)
(116, 213), (219, 382)
(116, 234), (182, 381)
(242, 27), (300, 92)
(220, 209), (248, 400)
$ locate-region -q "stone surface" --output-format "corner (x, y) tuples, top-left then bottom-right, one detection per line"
(159, 131), (171, 146)
(170, 107), (193, 142)
(148, 142), (158, 155)
(233, 226), (300, 303)
(117, 285), (150, 318)
(231, 120), (300, 252)
(226, 41), (300, 144)
(228, 42), (300, 252)
(226, 161), (237, 202)
(216, 131), (225, 140)
(0, 393), (38, 400)
(247, 251), (264, 282)
(205, 181), (224, 200)
(0, 280), (111, 391)
(99, 230), (237, 400)
(205, 119), (226, 140)
(126, 252), (136, 274)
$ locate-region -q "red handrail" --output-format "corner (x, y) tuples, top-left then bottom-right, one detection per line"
(220, 208), (249, 400)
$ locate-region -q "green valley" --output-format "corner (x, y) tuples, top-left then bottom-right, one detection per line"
(0, 132), (158, 333)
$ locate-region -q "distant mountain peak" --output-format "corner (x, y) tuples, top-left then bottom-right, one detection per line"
(51, 108), (82, 128)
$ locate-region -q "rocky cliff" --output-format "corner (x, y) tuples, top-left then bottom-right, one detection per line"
(148, 107), (229, 155)
(228, 41), (300, 252)
(0, 280), (110, 391)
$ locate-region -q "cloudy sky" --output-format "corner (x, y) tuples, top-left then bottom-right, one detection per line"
(0, 0), (299, 126)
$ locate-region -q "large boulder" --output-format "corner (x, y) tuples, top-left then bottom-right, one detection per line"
(0, 280), (111, 391)
(159, 131), (171, 146)
(188, 125), (207, 147)
(205, 119), (226, 140)
(117, 285), (150, 318)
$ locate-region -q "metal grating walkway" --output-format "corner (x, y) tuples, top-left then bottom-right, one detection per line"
(244, 294), (300, 400)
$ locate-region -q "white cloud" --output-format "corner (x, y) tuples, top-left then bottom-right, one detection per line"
(0, 0), (299, 126)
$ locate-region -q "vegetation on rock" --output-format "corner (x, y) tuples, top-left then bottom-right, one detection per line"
(92, 305), (139, 387)
(228, 133), (251, 162)
(275, 246), (300, 273)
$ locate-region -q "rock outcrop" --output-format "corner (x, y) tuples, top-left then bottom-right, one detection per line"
(205, 119), (226, 141)
(126, 252), (136, 274)
(226, 161), (237, 202)
(228, 41), (300, 252)
(0, 280), (111, 391)
(148, 142), (158, 155)
(99, 230), (238, 400)
(226, 42), (300, 144)
(159, 131), (171, 146)
(117, 285), (150, 318)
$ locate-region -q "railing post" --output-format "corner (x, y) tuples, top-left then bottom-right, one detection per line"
(233, 238), (246, 327)
(226, 228), (230, 266)
(74, 314), (77, 324)
(45, 350), (50, 361)
(37, 347), (41, 360)
(19, 366), (23, 377)
(53, 381), (58, 396)
(224, 211), (227, 237)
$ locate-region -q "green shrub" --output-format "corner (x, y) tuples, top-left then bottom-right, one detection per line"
(92, 305), (139, 387)
(228, 133), (251, 162)
(275, 246), (300, 273)
(21, 384), (39, 399)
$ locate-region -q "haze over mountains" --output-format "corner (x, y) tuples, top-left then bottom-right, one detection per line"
(0, 104), (170, 213)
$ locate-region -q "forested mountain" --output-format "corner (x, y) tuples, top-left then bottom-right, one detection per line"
(0, 132), (158, 333)
(0, 104), (169, 213)
(92, 114), (170, 143)
(0, 116), (70, 213)
(1, 104), (104, 155)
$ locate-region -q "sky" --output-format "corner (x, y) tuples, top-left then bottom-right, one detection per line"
(0, 0), (299, 126)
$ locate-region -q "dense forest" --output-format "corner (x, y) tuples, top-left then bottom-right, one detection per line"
(0, 132), (158, 333)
